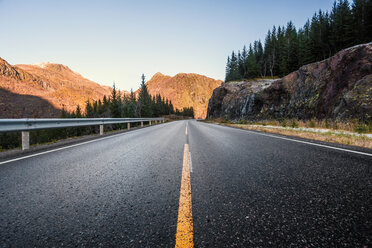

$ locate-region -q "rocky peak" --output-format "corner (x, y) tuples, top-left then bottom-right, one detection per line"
(41, 63), (73, 73)
(0, 57), (38, 82)
(0, 57), (20, 78)
(152, 72), (165, 77)
(0, 58), (112, 117)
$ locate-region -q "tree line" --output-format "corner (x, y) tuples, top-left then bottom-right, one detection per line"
(62, 74), (194, 119)
(225, 0), (372, 81)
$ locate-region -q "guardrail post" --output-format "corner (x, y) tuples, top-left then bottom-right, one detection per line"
(99, 125), (104, 135)
(141, 121), (143, 127)
(149, 121), (152, 126)
(128, 123), (130, 130)
(21, 131), (29, 150)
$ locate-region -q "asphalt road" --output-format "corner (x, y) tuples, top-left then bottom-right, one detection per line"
(0, 120), (371, 247)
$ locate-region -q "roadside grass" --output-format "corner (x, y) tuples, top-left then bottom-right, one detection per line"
(202, 119), (372, 149)
(212, 118), (372, 134)
(227, 76), (280, 84)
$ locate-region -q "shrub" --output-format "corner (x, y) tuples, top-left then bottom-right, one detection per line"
(281, 119), (287, 127)
(290, 119), (299, 128)
(309, 119), (316, 128)
(354, 122), (369, 133)
(332, 121), (339, 130)
(325, 119), (331, 129)
(238, 120), (247, 124)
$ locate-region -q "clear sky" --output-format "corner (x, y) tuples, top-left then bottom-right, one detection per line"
(0, 0), (335, 91)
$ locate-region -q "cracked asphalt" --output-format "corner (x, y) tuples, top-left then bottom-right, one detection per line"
(0, 120), (371, 247)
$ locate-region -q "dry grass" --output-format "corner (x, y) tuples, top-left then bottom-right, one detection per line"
(217, 118), (371, 134)
(203, 121), (372, 149)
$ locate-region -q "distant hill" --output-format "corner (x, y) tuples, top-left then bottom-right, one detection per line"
(0, 58), (113, 118)
(143, 72), (222, 119)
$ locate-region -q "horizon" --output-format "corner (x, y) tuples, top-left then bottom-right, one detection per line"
(1, 0), (334, 91)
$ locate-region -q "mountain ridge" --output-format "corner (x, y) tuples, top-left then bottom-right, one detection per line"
(0, 57), (113, 117)
(144, 72), (222, 119)
(1, 58), (222, 119)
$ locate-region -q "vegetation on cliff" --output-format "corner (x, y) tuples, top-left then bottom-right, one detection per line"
(225, 0), (372, 81)
(208, 43), (372, 123)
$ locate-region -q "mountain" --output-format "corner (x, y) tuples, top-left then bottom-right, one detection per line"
(144, 72), (222, 119)
(0, 58), (112, 118)
(0, 57), (221, 119)
(207, 42), (372, 121)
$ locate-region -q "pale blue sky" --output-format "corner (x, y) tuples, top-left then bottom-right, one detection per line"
(0, 0), (334, 91)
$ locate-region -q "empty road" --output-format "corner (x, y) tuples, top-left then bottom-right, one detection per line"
(0, 120), (371, 247)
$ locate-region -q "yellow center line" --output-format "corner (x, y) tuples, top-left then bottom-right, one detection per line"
(175, 144), (194, 248)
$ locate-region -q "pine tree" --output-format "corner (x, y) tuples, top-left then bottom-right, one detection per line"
(85, 99), (94, 118)
(130, 89), (138, 117)
(98, 99), (103, 115)
(330, 0), (353, 53)
(351, 0), (372, 44)
(109, 83), (121, 118)
(246, 44), (260, 78)
(280, 21), (298, 75)
(265, 29), (276, 78)
(138, 74), (153, 117)
(240, 46), (248, 78)
(254, 41), (265, 78)
(75, 105), (82, 118)
(298, 20), (312, 66)
(229, 51), (241, 81)
(225, 56), (231, 82)
(61, 105), (68, 118)
(276, 26), (285, 75)
(93, 101), (98, 116)
(169, 100), (174, 114)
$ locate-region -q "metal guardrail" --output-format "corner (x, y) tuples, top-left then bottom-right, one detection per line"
(0, 118), (165, 132)
(0, 118), (165, 150)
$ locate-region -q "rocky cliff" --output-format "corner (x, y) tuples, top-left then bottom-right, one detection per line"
(144, 72), (222, 119)
(207, 42), (372, 121)
(0, 58), (112, 118)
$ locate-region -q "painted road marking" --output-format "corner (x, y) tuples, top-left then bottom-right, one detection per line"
(185, 125), (188, 135)
(175, 144), (193, 248)
(189, 151), (193, 173)
(205, 123), (372, 157)
(0, 123), (170, 166)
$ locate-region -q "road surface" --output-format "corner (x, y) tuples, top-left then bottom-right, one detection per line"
(0, 120), (371, 247)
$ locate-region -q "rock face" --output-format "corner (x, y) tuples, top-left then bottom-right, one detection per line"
(0, 58), (112, 118)
(144, 72), (222, 119)
(207, 42), (372, 121)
